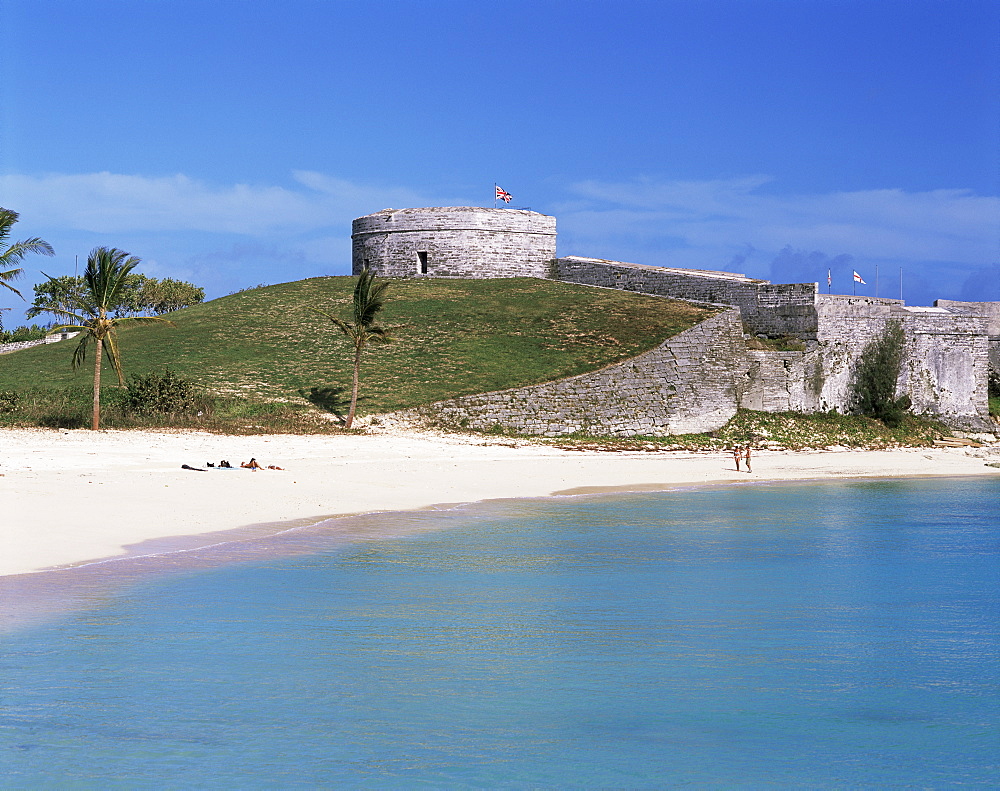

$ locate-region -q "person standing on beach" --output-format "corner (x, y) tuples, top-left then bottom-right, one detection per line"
(732, 447), (741, 472)
(745, 446), (752, 473)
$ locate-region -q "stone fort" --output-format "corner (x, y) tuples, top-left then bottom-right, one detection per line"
(353, 207), (1000, 436)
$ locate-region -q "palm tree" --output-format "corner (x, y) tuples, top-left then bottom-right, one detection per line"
(46, 247), (173, 430)
(310, 268), (394, 428)
(0, 207), (54, 328)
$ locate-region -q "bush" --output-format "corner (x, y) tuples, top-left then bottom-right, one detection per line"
(0, 324), (49, 344)
(0, 390), (19, 413)
(852, 321), (911, 428)
(121, 368), (200, 415)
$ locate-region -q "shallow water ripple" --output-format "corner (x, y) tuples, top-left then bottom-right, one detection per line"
(1, 478), (998, 788)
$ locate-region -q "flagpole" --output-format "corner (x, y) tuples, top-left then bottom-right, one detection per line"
(875, 265), (879, 298)
(899, 267), (903, 302)
(494, 183), (497, 209)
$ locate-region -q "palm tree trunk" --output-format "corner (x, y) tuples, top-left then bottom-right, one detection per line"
(92, 337), (102, 430)
(346, 342), (361, 429)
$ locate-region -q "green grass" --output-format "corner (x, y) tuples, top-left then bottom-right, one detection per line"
(990, 395), (1000, 417)
(0, 384), (339, 434)
(543, 409), (951, 451)
(0, 277), (713, 428)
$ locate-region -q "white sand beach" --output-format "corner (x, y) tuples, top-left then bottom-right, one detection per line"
(2, 427), (998, 578)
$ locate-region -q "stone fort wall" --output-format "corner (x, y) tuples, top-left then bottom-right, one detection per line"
(936, 299), (1000, 382)
(352, 207), (556, 279)
(353, 208), (997, 434)
(396, 310), (746, 437)
(0, 332), (79, 356)
(555, 255), (994, 428)
(555, 256), (819, 338)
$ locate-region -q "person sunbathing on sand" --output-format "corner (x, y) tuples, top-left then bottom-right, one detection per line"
(239, 458), (283, 470)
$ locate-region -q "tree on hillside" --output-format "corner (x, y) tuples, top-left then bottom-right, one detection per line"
(45, 247), (174, 430)
(141, 277), (205, 315)
(26, 275), (89, 323)
(28, 273), (205, 320)
(310, 267), (394, 429)
(0, 207), (54, 328)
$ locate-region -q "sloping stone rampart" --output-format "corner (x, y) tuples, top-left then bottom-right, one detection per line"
(397, 310), (746, 437)
(556, 256), (819, 338)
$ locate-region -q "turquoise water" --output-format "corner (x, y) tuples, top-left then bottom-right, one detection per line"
(2, 478), (998, 788)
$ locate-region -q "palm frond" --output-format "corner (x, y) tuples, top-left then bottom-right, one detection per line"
(308, 307), (355, 339)
(353, 269), (391, 328)
(85, 247), (141, 314)
(104, 331), (126, 385)
(1, 238), (55, 265)
(366, 324), (394, 343)
(0, 272), (23, 298)
(0, 208), (19, 243)
(0, 211), (54, 303)
(38, 306), (88, 326)
(71, 333), (92, 370)
(49, 323), (88, 335)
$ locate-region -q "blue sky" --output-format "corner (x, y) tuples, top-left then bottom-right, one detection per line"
(1, 0), (997, 324)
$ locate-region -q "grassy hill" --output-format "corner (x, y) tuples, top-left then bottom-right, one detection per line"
(0, 277), (714, 430)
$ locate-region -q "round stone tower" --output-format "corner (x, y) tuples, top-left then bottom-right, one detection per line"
(351, 206), (557, 278)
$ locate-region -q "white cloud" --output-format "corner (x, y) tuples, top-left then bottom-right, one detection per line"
(0, 171), (435, 235)
(2, 169), (995, 303)
(6, 170), (991, 271)
(556, 178), (1000, 267)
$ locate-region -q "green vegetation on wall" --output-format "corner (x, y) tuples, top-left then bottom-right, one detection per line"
(851, 320), (911, 427)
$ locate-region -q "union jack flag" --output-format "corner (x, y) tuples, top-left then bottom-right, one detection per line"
(496, 185), (512, 203)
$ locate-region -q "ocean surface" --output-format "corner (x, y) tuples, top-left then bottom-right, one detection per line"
(1, 477), (998, 788)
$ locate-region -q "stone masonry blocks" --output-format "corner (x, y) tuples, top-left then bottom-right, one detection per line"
(353, 207), (556, 279)
(399, 310), (747, 437)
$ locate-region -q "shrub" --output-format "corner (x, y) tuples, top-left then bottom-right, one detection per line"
(0, 324), (49, 344)
(0, 390), (19, 413)
(852, 321), (911, 428)
(121, 368), (200, 415)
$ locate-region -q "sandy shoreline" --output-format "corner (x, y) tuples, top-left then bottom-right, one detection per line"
(3, 427), (998, 578)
